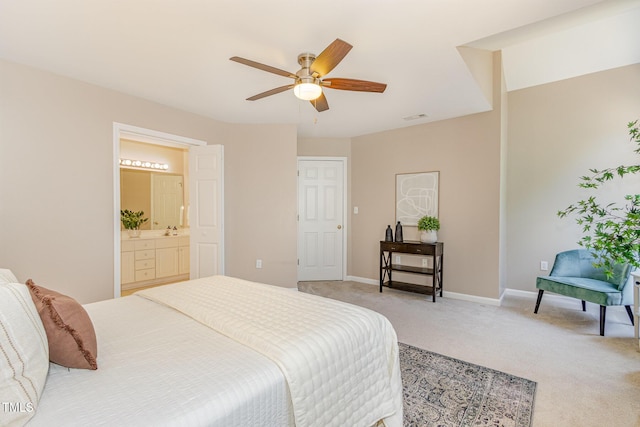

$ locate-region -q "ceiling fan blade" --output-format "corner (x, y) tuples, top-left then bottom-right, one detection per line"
(230, 56), (296, 79)
(311, 93), (329, 112)
(322, 78), (387, 93)
(309, 39), (353, 77)
(247, 84), (294, 101)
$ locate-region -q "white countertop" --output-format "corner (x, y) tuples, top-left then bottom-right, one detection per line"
(121, 229), (190, 240)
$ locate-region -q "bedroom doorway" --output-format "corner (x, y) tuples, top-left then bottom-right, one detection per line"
(297, 157), (346, 281)
(113, 123), (224, 298)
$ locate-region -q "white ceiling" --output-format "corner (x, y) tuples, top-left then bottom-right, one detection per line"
(1, 0), (638, 138)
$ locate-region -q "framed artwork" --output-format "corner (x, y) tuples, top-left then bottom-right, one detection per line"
(396, 171), (439, 226)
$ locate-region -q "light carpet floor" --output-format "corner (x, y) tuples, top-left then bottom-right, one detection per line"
(297, 281), (640, 427)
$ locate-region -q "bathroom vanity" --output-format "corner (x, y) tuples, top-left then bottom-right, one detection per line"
(121, 233), (190, 291)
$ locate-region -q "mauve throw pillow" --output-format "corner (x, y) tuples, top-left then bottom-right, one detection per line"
(25, 279), (98, 370)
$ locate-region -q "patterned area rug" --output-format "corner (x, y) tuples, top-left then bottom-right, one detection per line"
(400, 343), (536, 427)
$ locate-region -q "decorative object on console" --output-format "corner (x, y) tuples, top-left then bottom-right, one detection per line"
(394, 221), (403, 242)
(417, 215), (440, 243)
(120, 209), (148, 237)
(385, 225), (393, 242)
(396, 171), (439, 226)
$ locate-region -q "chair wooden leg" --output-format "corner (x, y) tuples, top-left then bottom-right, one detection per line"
(581, 300), (586, 311)
(600, 306), (606, 336)
(625, 305), (634, 325)
(534, 290), (544, 314)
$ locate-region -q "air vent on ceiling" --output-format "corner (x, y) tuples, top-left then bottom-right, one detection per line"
(403, 113), (428, 121)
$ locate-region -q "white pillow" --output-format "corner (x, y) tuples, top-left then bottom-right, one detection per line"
(0, 268), (19, 284)
(0, 283), (49, 426)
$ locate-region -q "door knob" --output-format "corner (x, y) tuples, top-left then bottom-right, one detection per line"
(337, 225), (342, 230)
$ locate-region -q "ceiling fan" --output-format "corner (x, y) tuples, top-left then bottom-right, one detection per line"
(230, 38), (387, 112)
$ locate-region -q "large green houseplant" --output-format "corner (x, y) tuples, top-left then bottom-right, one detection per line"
(558, 119), (640, 276)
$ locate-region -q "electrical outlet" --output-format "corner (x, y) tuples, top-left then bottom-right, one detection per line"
(540, 261), (548, 271)
(395, 256), (401, 264)
(256, 259), (262, 269)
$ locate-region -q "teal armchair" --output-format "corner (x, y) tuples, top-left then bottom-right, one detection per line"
(534, 249), (634, 336)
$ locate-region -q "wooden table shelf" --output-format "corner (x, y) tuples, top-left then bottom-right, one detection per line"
(380, 240), (444, 302)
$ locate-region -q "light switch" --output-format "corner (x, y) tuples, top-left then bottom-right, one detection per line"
(354, 207), (359, 214)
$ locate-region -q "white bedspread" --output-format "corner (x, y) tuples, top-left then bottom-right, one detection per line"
(29, 295), (294, 426)
(136, 275), (403, 427)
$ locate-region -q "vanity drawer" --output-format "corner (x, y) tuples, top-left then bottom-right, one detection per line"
(134, 240), (156, 251)
(135, 268), (156, 282)
(135, 259), (155, 270)
(155, 238), (179, 249)
(135, 249), (155, 261)
(121, 240), (135, 252)
(179, 236), (190, 247)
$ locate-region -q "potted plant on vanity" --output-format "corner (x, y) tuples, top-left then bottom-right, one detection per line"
(417, 215), (440, 243)
(120, 209), (148, 238)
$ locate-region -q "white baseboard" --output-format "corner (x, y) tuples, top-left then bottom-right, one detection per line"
(504, 288), (538, 298)
(347, 275), (503, 306)
(346, 275), (378, 285)
(443, 290), (502, 306)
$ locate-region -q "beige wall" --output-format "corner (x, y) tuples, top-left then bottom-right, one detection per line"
(350, 110), (503, 299)
(223, 124), (298, 287)
(2, 56), (637, 304)
(350, 50), (504, 299)
(120, 139), (186, 175)
(312, 61), (639, 301)
(298, 137), (351, 158)
(506, 63), (640, 291)
(0, 59), (298, 303)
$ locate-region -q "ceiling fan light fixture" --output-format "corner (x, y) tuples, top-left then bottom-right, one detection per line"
(231, 39), (385, 112)
(294, 82), (322, 101)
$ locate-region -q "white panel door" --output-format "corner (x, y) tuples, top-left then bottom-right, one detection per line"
(298, 159), (344, 281)
(189, 145), (224, 279)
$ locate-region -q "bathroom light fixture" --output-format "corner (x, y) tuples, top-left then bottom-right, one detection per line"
(119, 158), (169, 171)
(293, 77), (322, 101)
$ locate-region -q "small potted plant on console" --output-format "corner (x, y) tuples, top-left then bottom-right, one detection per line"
(417, 215), (440, 243)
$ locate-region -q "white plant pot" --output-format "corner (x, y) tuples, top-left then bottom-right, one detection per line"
(420, 230), (437, 243)
(127, 229), (141, 238)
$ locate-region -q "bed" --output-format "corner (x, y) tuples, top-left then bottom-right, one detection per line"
(0, 272), (403, 427)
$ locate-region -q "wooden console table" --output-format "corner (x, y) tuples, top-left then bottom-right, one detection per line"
(379, 240), (444, 302)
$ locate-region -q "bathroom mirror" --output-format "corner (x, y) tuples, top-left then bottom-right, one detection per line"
(120, 169), (187, 230)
